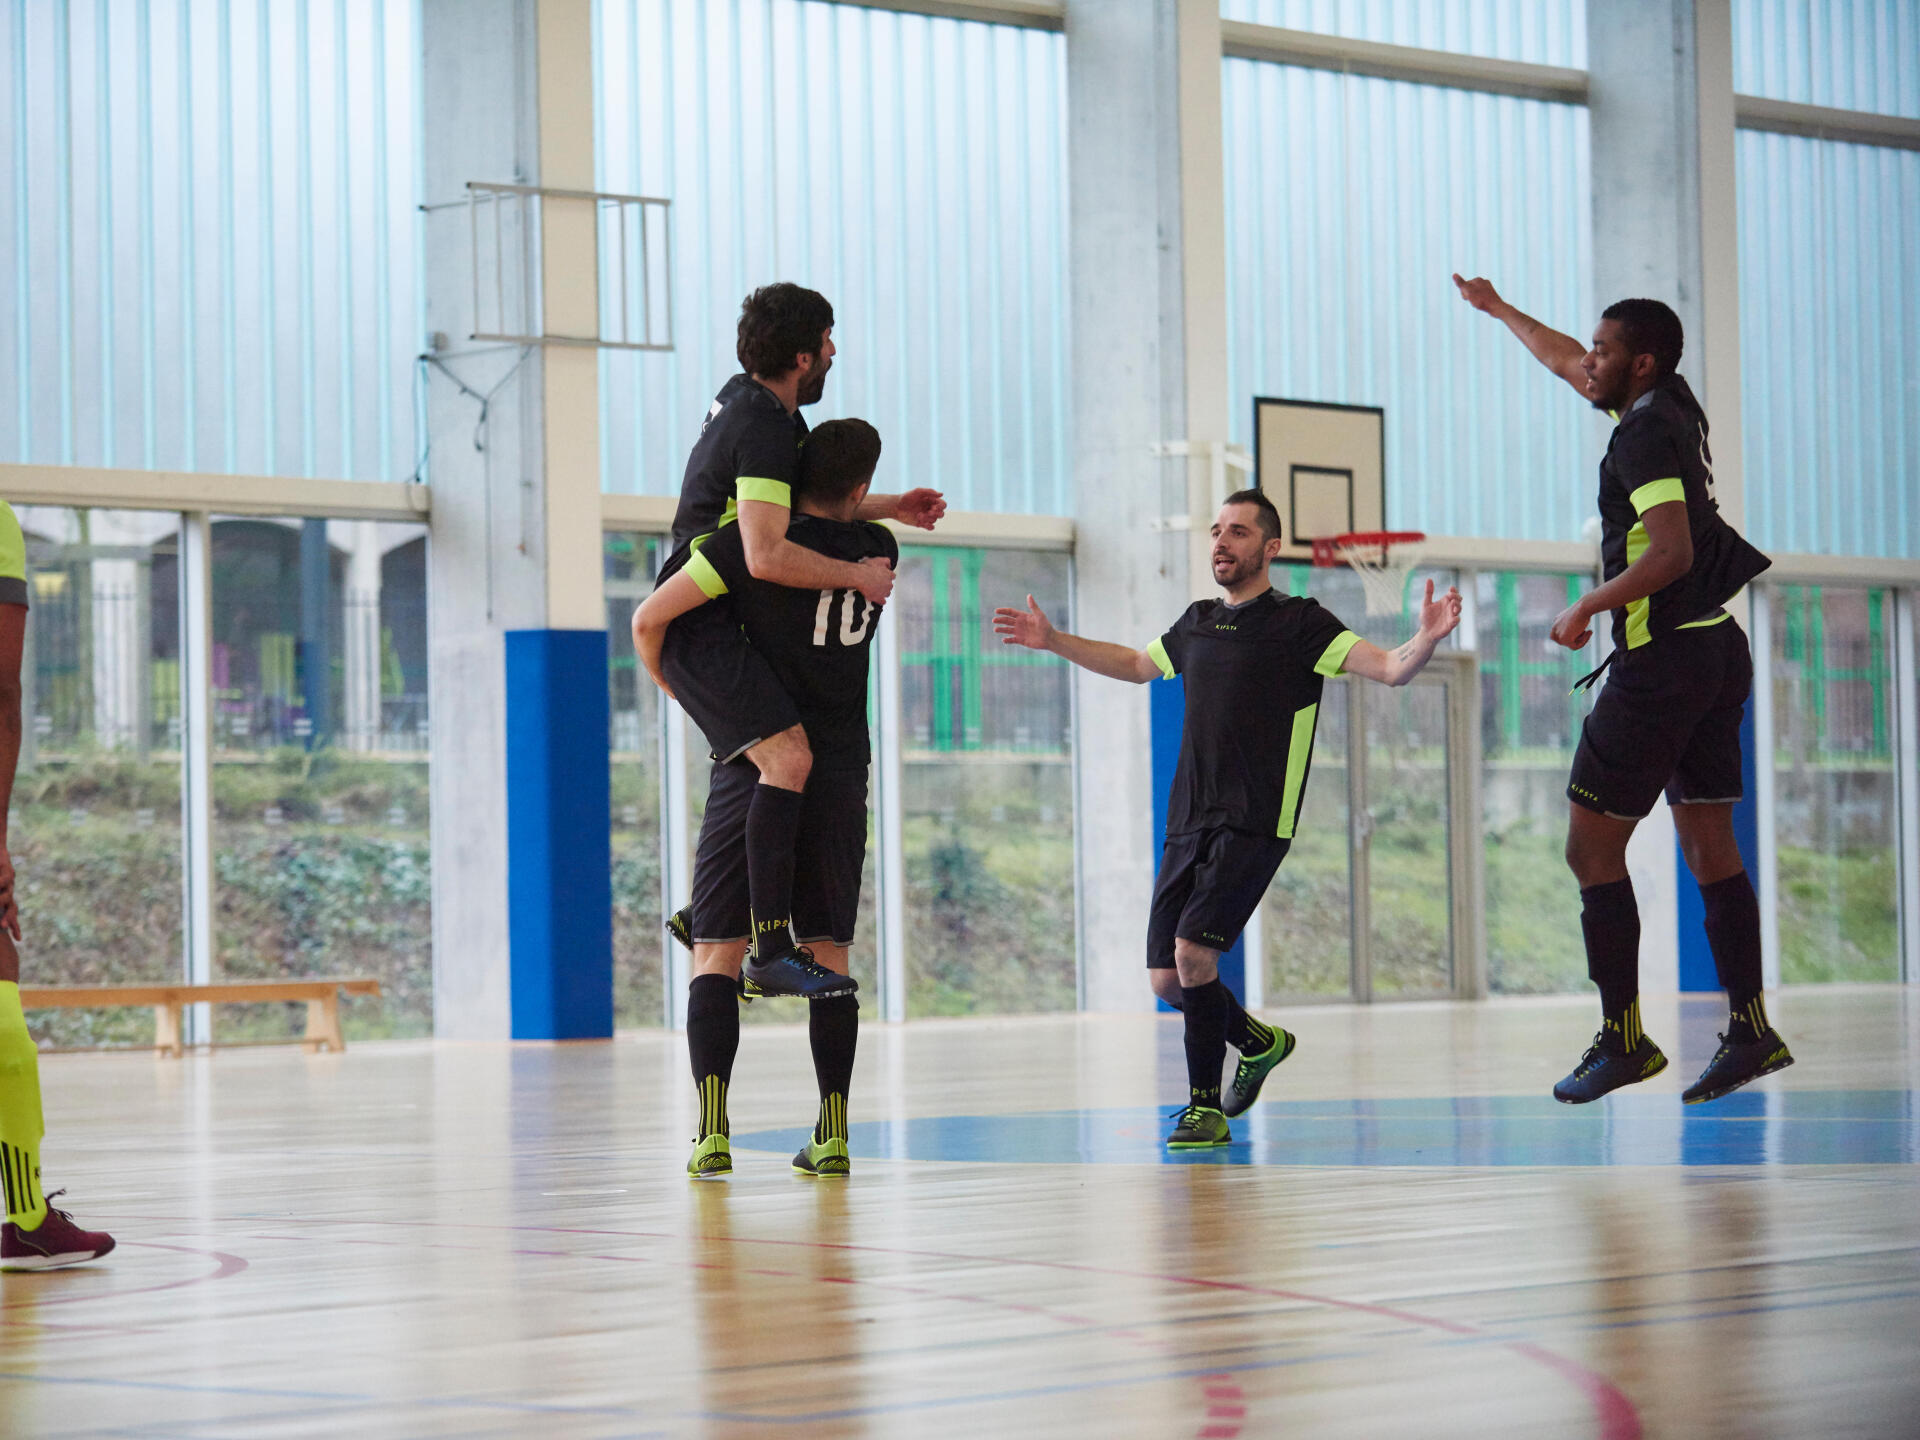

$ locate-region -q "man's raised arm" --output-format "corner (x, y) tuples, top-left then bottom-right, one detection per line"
(991, 595), (1163, 684)
(1453, 274), (1589, 398)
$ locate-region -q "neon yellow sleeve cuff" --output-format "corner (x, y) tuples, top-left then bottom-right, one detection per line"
(1629, 477), (1687, 514)
(735, 476), (792, 508)
(685, 551), (729, 599)
(0, 502), (24, 584)
(1147, 637), (1176, 680)
(1314, 630), (1363, 677)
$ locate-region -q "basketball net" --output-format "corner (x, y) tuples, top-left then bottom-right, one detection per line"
(1310, 531), (1427, 617)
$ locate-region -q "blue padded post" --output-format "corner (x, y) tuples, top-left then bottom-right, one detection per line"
(505, 630), (614, 1040)
(1150, 676), (1247, 1006)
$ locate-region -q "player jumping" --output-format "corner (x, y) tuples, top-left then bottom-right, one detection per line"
(1455, 275), (1792, 1105)
(995, 490), (1462, 1148)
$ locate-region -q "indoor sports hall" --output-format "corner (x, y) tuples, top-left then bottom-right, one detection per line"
(1, 1), (1916, 1437)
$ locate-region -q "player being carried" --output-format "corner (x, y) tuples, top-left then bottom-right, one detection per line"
(635, 420), (895, 1179)
(1455, 274), (1790, 1105)
(995, 490), (1462, 1149)
(654, 284), (942, 1006)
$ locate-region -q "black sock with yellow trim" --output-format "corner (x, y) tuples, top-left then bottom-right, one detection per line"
(1581, 878), (1642, 1054)
(1700, 871), (1767, 1040)
(1223, 990), (1276, 1055)
(809, 994), (858, 1142)
(746, 783), (804, 959)
(687, 974), (739, 1139)
(1180, 981), (1230, 1108)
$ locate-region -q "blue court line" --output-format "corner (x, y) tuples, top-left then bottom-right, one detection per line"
(734, 1090), (1920, 1168)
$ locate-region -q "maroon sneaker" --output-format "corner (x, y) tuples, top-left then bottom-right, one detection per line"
(2, 1191), (116, 1271)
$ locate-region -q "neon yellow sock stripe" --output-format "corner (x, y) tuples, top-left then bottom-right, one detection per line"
(817, 1092), (848, 1143)
(0, 982), (48, 1228)
(697, 1075), (729, 1139)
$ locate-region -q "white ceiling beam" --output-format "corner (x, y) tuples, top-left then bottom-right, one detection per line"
(1734, 94), (1920, 152)
(0, 464), (430, 522)
(1221, 21), (1588, 104)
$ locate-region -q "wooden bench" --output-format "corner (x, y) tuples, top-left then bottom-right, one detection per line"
(20, 980), (383, 1057)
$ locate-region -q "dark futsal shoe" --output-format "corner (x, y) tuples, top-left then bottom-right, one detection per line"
(1683, 1030), (1795, 1105)
(1, 1192), (116, 1271)
(686, 1132), (732, 1179)
(1166, 1104), (1231, 1149)
(1553, 1034), (1669, 1104)
(1223, 1028), (1297, 1118)
(791, 1136), (851, 1178)
(741, 946), (858, 1000)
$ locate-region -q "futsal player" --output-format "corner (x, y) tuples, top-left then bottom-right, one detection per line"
(636, 420), (895, 1179)
(658, 284), (942, 1000)
(1454, 275), (1792, 1105)
(0, 501), (115, 1269)
(994, 491), (1462, 1148)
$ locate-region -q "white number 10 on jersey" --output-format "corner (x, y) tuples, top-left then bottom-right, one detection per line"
(812, 589), (875, 647)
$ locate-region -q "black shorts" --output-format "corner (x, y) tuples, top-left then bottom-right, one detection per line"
(661, 603), (801, 763)
(1146, 827), (1291, 968)
(689, 760), (870, 947)
(1568, 617), (1752, 820)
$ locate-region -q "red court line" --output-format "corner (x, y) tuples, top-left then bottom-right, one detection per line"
(0, 1242), (249, 1316)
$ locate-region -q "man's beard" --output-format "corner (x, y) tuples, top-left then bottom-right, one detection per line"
(798, 360), (830, 406)
(1214, 553), (1264, 589)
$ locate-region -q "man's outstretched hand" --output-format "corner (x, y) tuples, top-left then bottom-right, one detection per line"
(893, 488), (947, 531)
(1418, 578), (1465, 641)
(992, 595), (1056, 651)
(1452, 273), (1506, 316)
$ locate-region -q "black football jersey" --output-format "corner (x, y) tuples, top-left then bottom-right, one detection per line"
(659, 374), (806, 583)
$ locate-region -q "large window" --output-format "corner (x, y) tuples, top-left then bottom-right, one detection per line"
(1223, 58), (1600, 545)
(606, 532), (664, 1027)
(896, 546), (1075, 1015)
(0, 1), (421, 480)
(594, 0), (1069, 513)
(14, 507), (182, 1047)
(1477, 571), (1597, 994)
(208, 517), (431, 1040)
(1770, 584), (1900, 982)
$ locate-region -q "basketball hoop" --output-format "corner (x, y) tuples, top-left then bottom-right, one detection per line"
(1310, 530), (1427, 617)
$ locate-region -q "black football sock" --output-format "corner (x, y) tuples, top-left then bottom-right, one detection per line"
(745, 783), (804, 959)
(809, 994), (858, 1142)
(1580, 878), (1643, 1053)
(1700, 871), (1767, 1039)
(687, 974), (740, 1139)
(1180, 981), (1230, 1109)
(1222, 989), (1276, 1054)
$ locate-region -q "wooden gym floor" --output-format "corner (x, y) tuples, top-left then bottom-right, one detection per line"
(2, 986), (1917, 1439)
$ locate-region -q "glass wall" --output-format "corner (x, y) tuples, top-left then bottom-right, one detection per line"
(208, 517), (431, 1040)
(1220, 0), (1588, 68)
(13, 507), (182, 1047)
(1261, 679), (1350, 997)
(1223, 58), (1600, 544)
(897, 546), (1075, 1016)
(1477, 571), (1598, 994)
(606, 532), (663, 1028)
(594, 0), (1070, 514)
(0, 1), (421, 480)
(1770, 584), (1900, 982)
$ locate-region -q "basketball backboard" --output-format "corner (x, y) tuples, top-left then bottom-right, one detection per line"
(1252, 398), (1385, 564)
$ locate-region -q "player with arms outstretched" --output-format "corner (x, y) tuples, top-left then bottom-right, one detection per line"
(656, 284), (941, 1002)
(995, 490), (1461, 1149)
(1455, 275), (1791, 1105)
(636, 421), (895, 1179)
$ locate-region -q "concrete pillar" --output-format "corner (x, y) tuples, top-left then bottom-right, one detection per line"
(91, 557), (140, 750)
(1066, 0), (1230, 1013)
(1589, 0), (1748, 995)
(421, 0), (611, 1040)
(341, 523), (383, 752)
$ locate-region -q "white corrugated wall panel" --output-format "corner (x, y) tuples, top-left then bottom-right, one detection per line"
(1219, 0), (1586, 69)
(1223, 58), (1602, 543)
(595, 0), (1070, 514)
(1737, 128), (1920, 558)
(1733, 0), (1920, 119)
(0, 0), (420, 481)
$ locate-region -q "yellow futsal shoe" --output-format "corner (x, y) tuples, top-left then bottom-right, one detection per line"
(791, 1135), (850, 1177)
(687, 1132), (732, 1179)
(1166, 1104), (1231, 1149)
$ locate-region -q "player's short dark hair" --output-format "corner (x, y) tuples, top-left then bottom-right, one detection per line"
(800, 418), (882, 503)
(1601, 298), (1684, 378)
(737, 283), (835, 379)
(1222, 488), (1283, 545)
